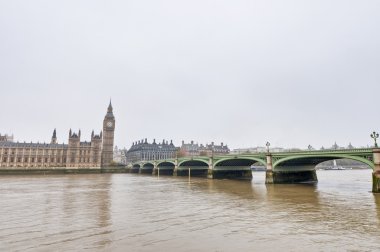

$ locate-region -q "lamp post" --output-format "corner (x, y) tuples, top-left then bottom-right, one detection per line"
(266, 142), (270, 153)
(371, 131), (379, 148)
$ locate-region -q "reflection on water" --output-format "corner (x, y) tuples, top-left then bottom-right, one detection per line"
(0, 170), (379, 251)
(374, 193), (380, 226)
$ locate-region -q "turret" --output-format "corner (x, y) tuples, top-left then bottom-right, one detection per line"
(51, 129), (57, 144)
(108, 100), (113, 113)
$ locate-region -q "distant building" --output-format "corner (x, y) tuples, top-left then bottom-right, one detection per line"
(231, 147), (285, 154)
(0, 102), (115, 168)
(330, 142), (346, 150)
(0, 134), (13, 142)
(231, 147), (264, 154)
(114, 146), (127, 165)
(126, 139), (177, 164)
(179, 141), (230, 157)
(347, 143), (354, 149)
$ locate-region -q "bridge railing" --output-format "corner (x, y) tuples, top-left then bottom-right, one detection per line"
(231, 148), (373, 155)
(128, 148), (374, 167)
(270, 148), (373, 155)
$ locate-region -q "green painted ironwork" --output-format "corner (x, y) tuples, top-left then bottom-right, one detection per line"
(130, 148), (375, 171)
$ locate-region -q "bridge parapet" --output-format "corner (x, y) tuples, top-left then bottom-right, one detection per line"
(271, 148), (373, 156)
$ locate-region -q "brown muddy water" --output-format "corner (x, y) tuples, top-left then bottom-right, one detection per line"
(0, 170), (379, 251)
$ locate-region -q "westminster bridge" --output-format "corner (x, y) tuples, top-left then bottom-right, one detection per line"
(127, 148), (380, 193)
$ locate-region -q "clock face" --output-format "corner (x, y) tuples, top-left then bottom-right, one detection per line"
(107, 121), (113, 127)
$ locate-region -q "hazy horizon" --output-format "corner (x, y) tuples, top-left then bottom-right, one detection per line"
(1, 1), (380, 150)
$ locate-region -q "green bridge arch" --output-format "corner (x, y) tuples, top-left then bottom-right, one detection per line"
(178, 159), (209, 167)
(273, 154), (374, 170)
(213, 156), (266, 167)
(157, 160), (176, 166)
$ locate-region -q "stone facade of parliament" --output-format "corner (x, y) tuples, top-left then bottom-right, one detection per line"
(0, 103), (115, 169)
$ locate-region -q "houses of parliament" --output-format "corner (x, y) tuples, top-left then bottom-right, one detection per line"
(0, 102), (115, 169)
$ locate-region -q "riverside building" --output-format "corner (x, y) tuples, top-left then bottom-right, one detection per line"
(179, 141), (230, 157)
(0, 102), (115, 169)
(126, 139), (177, 164)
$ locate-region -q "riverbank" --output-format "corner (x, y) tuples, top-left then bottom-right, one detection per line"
(0, 167), (128, 175)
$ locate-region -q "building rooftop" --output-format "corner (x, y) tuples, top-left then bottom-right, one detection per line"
(0, 141), (68, 148)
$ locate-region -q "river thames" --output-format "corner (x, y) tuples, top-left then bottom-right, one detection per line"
(1, 170), (380, 251)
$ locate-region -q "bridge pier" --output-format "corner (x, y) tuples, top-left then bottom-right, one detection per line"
(265, 154), (274, 184)
(372, 149), (380, 193)
(173, 164), (178, 176)
(152, 163), (158, 176)
(207, 159), (213, 179)
(207, 168), (213, 179)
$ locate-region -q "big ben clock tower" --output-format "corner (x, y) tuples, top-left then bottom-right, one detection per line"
(102, 100), (115, 167)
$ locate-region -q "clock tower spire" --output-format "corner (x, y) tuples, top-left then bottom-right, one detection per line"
(101, 99), (115, 167)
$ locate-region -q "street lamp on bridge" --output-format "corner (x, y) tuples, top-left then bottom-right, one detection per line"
(266, 142), (270, 153)
(371, 131), (379, 148)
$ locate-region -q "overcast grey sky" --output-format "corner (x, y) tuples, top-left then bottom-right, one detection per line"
(1, 0), (379, 150)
